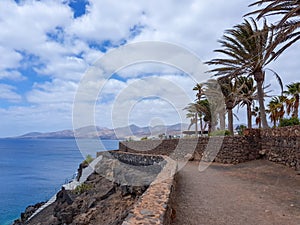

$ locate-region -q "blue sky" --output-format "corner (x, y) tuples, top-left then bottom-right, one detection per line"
(0, 0), (299, 137)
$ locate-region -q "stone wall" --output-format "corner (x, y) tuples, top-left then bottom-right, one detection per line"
(257, 125), (300, 170)
(119, 139), (179, 156)
(115, 126), (300, 224)
(98, 150), (165, 166)
(96, 151), (177, 224)
(121, 155), (177, 225)
(119, 136), (261, 164)
(119, 125), (300, 170)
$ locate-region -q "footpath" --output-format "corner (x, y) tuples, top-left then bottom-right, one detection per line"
(171, 160), (300, 225)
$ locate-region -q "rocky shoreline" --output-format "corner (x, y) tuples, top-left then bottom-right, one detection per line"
(14, 173), (146, 225)
(13, 202), (46, 224)
(12, 152), (164, 225)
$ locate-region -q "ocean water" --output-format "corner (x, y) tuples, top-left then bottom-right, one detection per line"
(0, 139), (119, 225)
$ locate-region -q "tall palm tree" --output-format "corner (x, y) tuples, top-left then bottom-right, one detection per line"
(203, 79), (226, 131)
(206, 18), (282, 128)
(184, 99), (216, 135)
(193, 83), (205, 135)
(236, 76), (257, 128)
(218, 77), (240, 135)
(266, 96), (285, 127)
(247, 0), (300, 58)
(184, 103), (198, 135)
(284, 82), (300, 118)
(193, 83), (204, 101)
(197, 99), (215, 133)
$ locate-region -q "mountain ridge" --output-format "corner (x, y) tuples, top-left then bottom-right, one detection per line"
(11, 123), (189, 140)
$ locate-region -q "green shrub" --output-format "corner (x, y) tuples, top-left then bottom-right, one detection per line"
(125, 137), (134, 142)
(73, 183), (93, 195)
(236, 125), (247, 135)
(140, 136), (148, 140)
(83, 154), (94, 165)
(279, 117), (300, 127)
(209, 130), (230, 136)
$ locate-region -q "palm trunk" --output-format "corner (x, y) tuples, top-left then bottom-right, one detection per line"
(254, 71), (269, 128)
(208, 122), (212, 134)
(228, 108), (234, 135)
(292, 94), (299, 118)
(258, 112), (262, 129)
(195, 113), (198, 137)
(219, 111), (226, 130)
(199, 115), (203, 136)
(247, 102), (252, 129)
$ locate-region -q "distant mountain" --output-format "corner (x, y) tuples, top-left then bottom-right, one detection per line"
(13, 123), (189, 140)
(18, 130), (75, 139)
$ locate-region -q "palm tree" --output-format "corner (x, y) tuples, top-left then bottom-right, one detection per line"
(236, 76), (257, 129)
(184, 103), (199, 136)
(193, 83), (204, 101)
(218, 77), (240, 135)
(266, 96), (285, 127)
(197, 99), (216, 133)
(193, 83), (205, 135)
(202, 79), (226, 132)
(206, 18), (282, 128)
(284, 82), (300, 118)
(252, 106), (262, 128)
(247, 0), (300, 58)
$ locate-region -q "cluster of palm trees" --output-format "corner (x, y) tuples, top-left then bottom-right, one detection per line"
(185, 76), (257, 135)
(267, 82), (300, 127)
(185, 0), (300, 135)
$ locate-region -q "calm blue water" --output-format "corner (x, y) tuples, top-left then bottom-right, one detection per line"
(0, 139), (119, 225)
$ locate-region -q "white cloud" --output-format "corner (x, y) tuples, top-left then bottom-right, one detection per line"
(0, 46), (24, 81)
(26, 79), (78, 104)
(0, 70), (25, 81)
(0, 0), (72, 51)
(0, 0), (299, 136)
(93, 74), (195, 129)
(117, 63), (184, 78)
(0, 84), (22, 102)
(68, 0), (143, 44)
(0, 104), (73, 137)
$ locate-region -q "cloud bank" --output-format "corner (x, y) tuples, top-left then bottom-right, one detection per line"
(0, 0), (298, 137)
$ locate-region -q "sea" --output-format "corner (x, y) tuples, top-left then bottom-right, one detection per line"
(0, 138), (119, 225)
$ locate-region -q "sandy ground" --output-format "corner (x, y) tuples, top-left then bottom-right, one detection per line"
(171, 160), (300, 225)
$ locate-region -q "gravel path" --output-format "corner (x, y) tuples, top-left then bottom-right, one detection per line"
(171, 160), (300, 225)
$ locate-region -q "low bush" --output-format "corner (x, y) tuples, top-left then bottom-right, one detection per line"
(236, 125), (247, 135)
(209, 130), (231, 136)
(279, 117), (300, 127)
(83, 154), (94, 165)
(73, 183), (93, 195)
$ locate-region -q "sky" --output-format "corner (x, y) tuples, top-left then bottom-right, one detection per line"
(0, 0), (299, 137)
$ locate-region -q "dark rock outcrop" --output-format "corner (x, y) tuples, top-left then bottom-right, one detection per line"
(16, 153), (163, 225)
(13, 202), (45, 225)
(21, 172), (146, 225)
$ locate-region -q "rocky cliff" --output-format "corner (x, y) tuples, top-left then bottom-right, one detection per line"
(13, 152), (165, 225)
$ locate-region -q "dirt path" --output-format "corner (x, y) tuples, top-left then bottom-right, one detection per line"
(171, 160), (300, 225)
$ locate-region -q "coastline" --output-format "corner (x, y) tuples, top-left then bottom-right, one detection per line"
(13, 151), (167, 225)
(0, 139), (119, 225)
(13, 156), (104, 224)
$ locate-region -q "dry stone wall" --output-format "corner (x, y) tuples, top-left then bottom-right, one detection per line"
(119, 125), (300, 170)
(258, 125), (300, 170)
(119, 136), (261, 164)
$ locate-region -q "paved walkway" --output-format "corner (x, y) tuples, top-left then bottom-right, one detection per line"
(171, 160), (300, 225)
